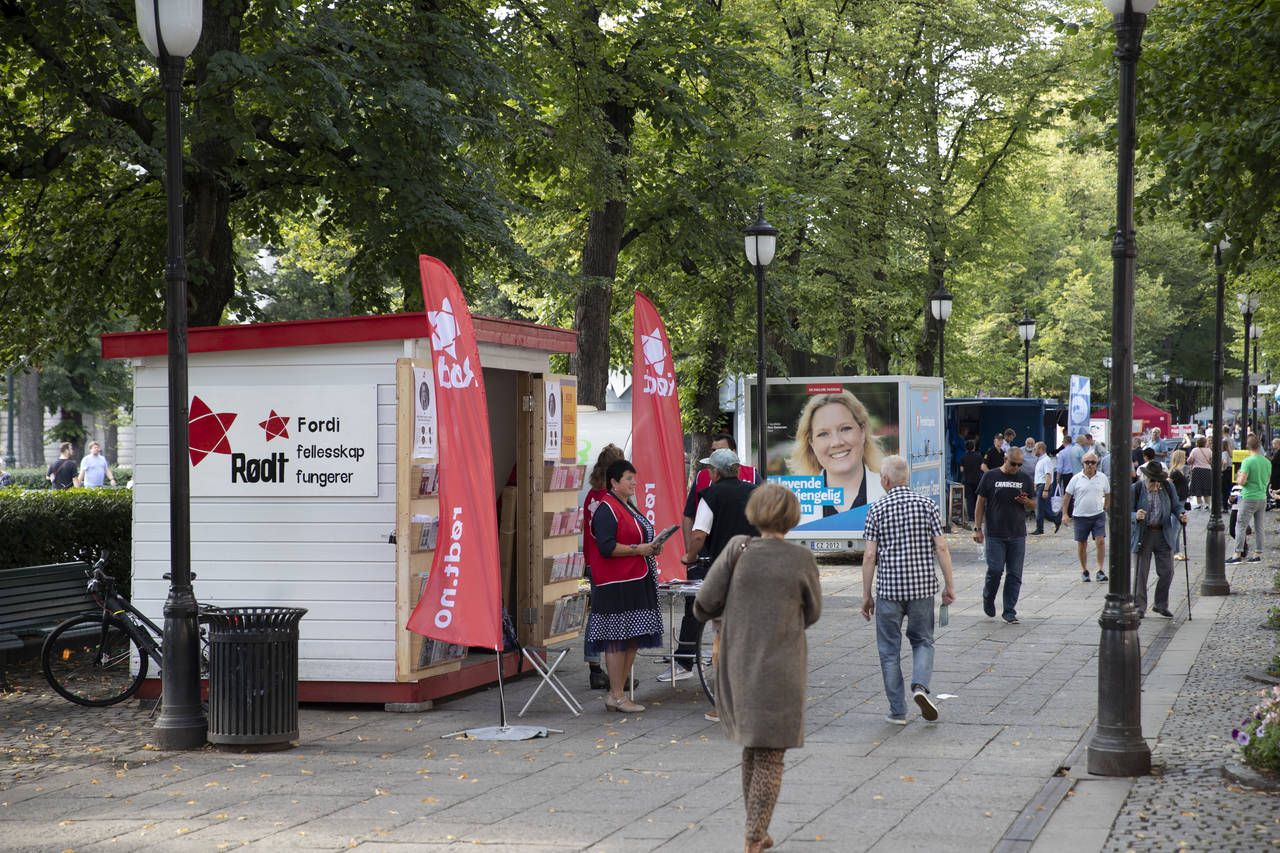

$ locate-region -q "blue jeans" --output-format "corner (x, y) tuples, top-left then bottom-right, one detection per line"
(875, 597), (936, 718)
(984, 535), (1025, 620)
(1035, 492), (1060, 533)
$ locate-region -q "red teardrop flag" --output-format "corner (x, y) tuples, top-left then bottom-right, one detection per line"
(407, 257), (503, 650)
(632, 291), (687, 582)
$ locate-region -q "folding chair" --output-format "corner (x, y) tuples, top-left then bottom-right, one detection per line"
(517, 645), (584, 717)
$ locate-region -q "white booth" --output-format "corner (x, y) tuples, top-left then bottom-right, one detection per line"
(103, 312), (580, 705)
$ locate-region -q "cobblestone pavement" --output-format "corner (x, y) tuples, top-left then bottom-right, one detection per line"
(1102, 518), (1280, 852)
(2, 510), (1279, 852)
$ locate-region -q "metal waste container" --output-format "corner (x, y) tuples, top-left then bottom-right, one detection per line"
(206, 607), (307, 748)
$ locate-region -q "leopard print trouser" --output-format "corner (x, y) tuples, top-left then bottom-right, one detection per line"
(741, 747), (785, 841)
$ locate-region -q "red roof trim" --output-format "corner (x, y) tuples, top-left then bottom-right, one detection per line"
(101, 312), (577, 359)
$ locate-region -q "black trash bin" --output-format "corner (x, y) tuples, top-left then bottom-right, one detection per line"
(205, 607), (307, 749)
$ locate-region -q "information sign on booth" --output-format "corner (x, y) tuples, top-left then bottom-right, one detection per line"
(188, 385), (378, 496)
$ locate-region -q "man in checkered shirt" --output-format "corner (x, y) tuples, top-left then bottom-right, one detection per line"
(861, 455), (956, 725)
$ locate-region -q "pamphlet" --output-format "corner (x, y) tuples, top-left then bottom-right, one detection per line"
(651, 524), (679, 548)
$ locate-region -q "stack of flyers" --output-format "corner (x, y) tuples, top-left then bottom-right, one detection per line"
(418, 638), (466, 667)
(413, 515), (439, 551)
(417, 464), (439, 496)
(548, 552), (586, 581)
(549, 508), (582, 536)
(548, 594), (588, 635)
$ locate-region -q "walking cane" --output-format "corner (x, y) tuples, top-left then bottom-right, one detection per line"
(1182, 520), (1192, 621)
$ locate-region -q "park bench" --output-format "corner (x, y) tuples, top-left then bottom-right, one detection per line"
(0, 562), (93, 692)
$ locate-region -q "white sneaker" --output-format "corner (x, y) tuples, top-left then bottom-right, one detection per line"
(655, 668), (694, 682)
(913, 688), (939, 721)
(885, 714), (908, 726)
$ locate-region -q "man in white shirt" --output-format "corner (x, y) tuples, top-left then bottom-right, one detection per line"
(1062, 452), (1110, 584)
(1032, 442), (1060, 535)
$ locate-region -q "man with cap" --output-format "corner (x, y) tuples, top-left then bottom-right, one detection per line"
(666, 448), (759, 688)
(1131, 459), (1189, 618)
(681, 433), (761, 556)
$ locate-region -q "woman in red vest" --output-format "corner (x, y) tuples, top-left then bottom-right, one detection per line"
(587, 458), (665, 713)
(582, 443), (626, 689)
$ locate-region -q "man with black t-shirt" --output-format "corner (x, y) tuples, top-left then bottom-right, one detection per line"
(973, 446), (1036, 624)
(47, 442), (79, 489)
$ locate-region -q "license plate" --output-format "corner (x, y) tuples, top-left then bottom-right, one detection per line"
(807, 539), (848, 552)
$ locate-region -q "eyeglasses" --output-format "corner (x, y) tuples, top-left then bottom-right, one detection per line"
(1083, 461), (1098, 465)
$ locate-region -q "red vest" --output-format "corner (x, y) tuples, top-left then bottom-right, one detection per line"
(582, 488), (607, 571)
(591, 491), (650, 585)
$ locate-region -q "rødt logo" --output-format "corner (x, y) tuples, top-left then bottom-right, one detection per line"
(259, 410), (290, 441)
(189, 396), (237, 466)
(640, 328), (675, 396)
(428, 297), (476, 389)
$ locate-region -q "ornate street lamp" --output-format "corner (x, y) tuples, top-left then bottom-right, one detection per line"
(1089, 0), (1159, 779)
(1017, 310), (1036, 398)
(928, 285), (954, 379)
(135, 0), (205, 750)
(1203, 229), (1231, 597)
(744, 205), (777, 477)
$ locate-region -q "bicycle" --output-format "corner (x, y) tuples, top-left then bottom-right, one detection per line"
(40, 556), (218, 707)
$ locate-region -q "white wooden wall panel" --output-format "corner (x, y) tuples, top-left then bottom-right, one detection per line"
(130, 342), (401, 683)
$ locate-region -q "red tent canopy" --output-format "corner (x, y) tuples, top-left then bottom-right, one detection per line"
(1091, 395), (1171, 436)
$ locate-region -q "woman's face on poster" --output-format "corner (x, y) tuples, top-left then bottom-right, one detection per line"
(809, 402), (864, 476)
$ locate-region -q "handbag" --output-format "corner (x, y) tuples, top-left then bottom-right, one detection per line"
(1050, 483), (1064, 514)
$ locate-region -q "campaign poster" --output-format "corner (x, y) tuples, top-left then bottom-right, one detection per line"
(412, 367), (437, 461)
(1069, 375), (1092, 440)
(751, 379), (900, 536)
(544, 379), (562, 460)
(187, 386), (378, 496)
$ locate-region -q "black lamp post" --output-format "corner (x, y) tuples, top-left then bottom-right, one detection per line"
(4, 371), (14, 467)
(1203, 230), (1231, 597)
(136, 0), (206, 750)
(929, 285), (954, 379)
(744, 205), (777, 478)
(1175, 376), (1183, 424)
(1017, 310), (1035, 398)
(1237, 292), (1258, 445)
(1089, 0), (1157, 779)
(1249, 323), (1261, 436)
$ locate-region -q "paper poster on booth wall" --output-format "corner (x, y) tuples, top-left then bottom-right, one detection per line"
(413, 367), (438, 461)
(187, 386), (378, 496)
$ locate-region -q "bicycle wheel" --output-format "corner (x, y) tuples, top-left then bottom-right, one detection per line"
(695, 620), (717, 705)
(42, 614), (148, 706)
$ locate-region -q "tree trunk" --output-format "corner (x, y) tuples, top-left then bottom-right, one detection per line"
(17, 369), (42, 466)
(184, 4), (241, 327)
(571, 201), (628, 408)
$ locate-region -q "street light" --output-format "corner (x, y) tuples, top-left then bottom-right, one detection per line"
(135, 0), (205, 750)
(1237, 292), (1258, 444)
(1089, 0), (1158, 779)
(1203, 229), (1231, 598)
(1017, 310), (1035, 398)
(928, 284), (954, 379)
(744, 204), (777, 478)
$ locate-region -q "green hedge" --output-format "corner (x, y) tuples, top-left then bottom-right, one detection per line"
(4, 466), (132, 490)
(0, 487), (132, 595)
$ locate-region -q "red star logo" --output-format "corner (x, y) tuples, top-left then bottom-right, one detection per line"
(188, 395), (237, 466)
(258, 410), (290, 441)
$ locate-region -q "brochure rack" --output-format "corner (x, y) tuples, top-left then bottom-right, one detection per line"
(515, 373), (587, 647)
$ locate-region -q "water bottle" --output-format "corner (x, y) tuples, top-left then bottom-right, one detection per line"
(939, 604), (950, 626)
